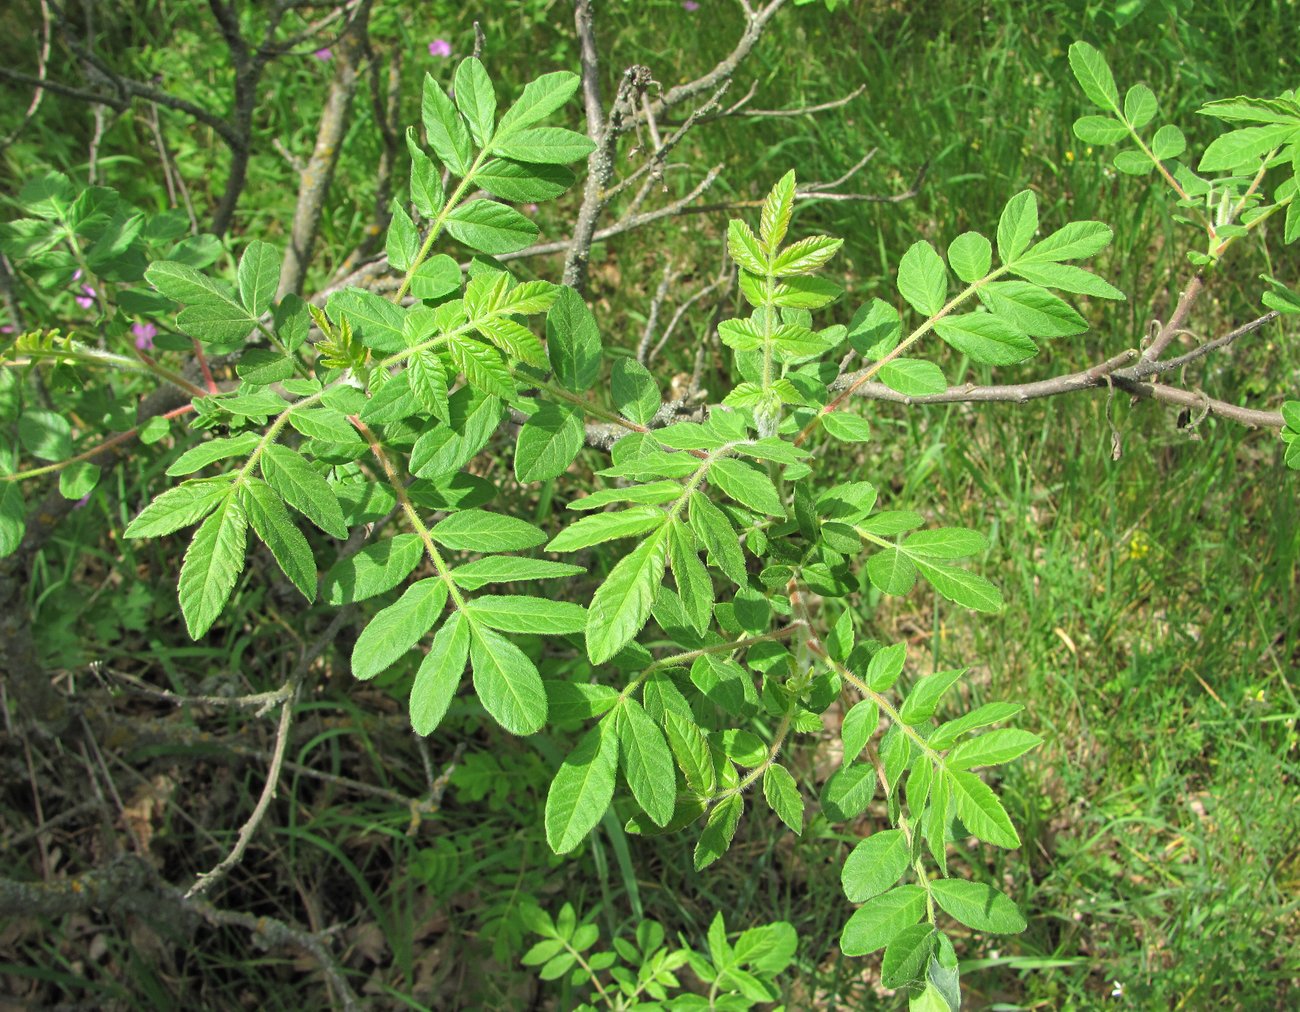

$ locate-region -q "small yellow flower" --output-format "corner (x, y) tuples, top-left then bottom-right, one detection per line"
(1126, 530), (1151, 560)
(971, 138), (982, 151)
(1065, 150), (1075, 163)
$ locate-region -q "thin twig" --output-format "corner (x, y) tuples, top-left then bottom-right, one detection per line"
(0, 0), (53, 150)
(649, 273), (728, 366)
(1142, 271), (1206, 362)
(636, 261), (678, 362)
(185, 606), (351, 899)
(834, 348), (1286, 429)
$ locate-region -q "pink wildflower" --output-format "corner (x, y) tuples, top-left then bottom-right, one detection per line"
(428, 39), (452, 57)
(132, 322), (157, 351)
(0, 325), (14, 335)
(523, 203), (539, 214)
(313, 47), (332, 61)
(75, 284), (96, 310)
(683, 1), (700, 10)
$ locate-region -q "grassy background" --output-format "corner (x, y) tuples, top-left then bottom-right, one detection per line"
(2, 0), (1298, 1008)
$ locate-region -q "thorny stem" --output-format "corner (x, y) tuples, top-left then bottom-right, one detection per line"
(3, 404), (194, 482)
(618, 627), (797, 702)
(797, 266), (1010, 444)
(393, 150), (490, 302)
(351, 417), (465, 609)
(9, 341), (209, 399)
(864, 741), (937, 926)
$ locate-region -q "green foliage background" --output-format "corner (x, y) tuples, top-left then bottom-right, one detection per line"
(0, 0), (1297, 1008)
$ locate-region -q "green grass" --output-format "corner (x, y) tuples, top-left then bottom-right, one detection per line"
(2, 0), (1298, 1007)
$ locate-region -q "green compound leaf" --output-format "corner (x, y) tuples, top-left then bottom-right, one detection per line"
(236, 240), (280, 318)
(727, 219), (769, 273)
(611, 358), (660, 426)
(933, 313), (1038, 366)
(326, 286), (406, 353)
(0, 484), (25, 559)
(930, 879), (1027, 933)
(929, 701), (1025, 751)
(1072, 114), (1129, 144)
(1123, 83), (1158, 128)
(166, 432), (261, 477)
(821, 762), (876, 821)
(477, 158), (575, 201)
(949, 769), (1021, 848)
(585, 526), (669, 664)
(351, 578), (448, 681)
(912, 556), (1005, 613)
(996, 189), (1039, 265)
(145, 259), (240, 308)
(709, 457), (784, 517)
(421, 72), (472, 176)
(178, 491), (247, 639)
(618, 698), (677, 828)
(321, 534), (423, 605)
(1200, 123), (1297, 173)
(405, 348), (450, 417)
(840, 699), (879, 764)
(410, 611), (470, 736)
(1151, 123), (1187, 160)
(515, 401), (584, 482)
(946, 231), (992, 284)
(668, 520), (713, 635)
(841, 829), (910, 902)
(124, 478), (233, 538)
(407, 129), (445, 216)
(866, 642), (907, 692)
(240, 479), (315, 602)
(386, 202), (419, 272)
(821, 411), (872, 443)
(946, 728), (1043, 770)
(759, 170), (796, 253)
(694, 794), (743, 870)
(978, 281), (1088, 338)
(1011, 260), (1125, 300)
(464, 594), (586, 635)
(261, 444), (349, 540)
(547, 506), (666, 552)
(450, 556), (583, 591)
(546, 285), (602, 393)
(430, 509), (546, 552)
(879, 358), (947, 396)
(898, 668), (965, 725)
(469, 621), (547, 735)
(848, 298), (902, 358)
(840, 885), (927, 956)
(545, 718), (618, 854)
(903, 527), (987, 559)
(688, 491), (748, 586)
(453, 57), (497, 147)
(771, 234), (843, 276)
(176, 300), (255, 346)
(492, 127), (595, 164)
(1068, 41), (1119, 112)
(496, 70), (581, 139)
(664, 709), (715, 796)
(881, 924), (935, 990)
(1020, 221), (1113, 264)
(445, 200), (539, 255)
(897, 240), (948, 316)
(763, 763), (803, 834)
